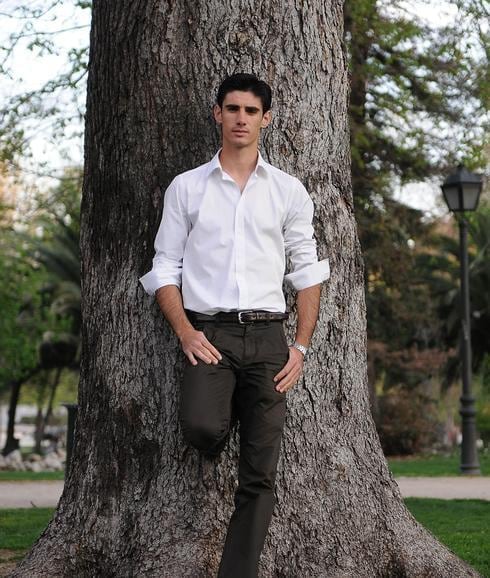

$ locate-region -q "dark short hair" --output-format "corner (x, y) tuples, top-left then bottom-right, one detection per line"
(216, 73), (272, 113)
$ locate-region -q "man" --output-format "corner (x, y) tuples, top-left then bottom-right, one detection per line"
(140, 73), (329, 577)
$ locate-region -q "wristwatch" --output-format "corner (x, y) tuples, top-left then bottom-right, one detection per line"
(292, 342), (308, 356)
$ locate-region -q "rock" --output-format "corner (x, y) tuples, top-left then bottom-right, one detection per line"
(26, 453), (43, 462)
(0, 449), (65, 471)
(5, 449), (22, 464)
(30, 461), (42, 473)
(56, 448), (67, 460)
(43, 454), (63, 470)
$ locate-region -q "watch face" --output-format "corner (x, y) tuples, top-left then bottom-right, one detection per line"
(294, 343), (307, 355)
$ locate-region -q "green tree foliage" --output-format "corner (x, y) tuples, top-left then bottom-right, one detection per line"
(0, 201), (45, 394)
(345, 0), (488, 193)
(32, 166), (82, 336)
(344, 0), (489, 399)
(0, 1), (91, 169)
(0, 166), (81, 453)
(0, 165), (81, 387)
(466, 205), (490, 369)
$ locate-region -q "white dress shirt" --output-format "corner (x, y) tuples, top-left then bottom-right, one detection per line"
(139, 150), (330, 314)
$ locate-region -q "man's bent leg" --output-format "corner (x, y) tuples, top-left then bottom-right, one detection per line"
(218, 323), (288, 578)
(180, 324), (236, 457)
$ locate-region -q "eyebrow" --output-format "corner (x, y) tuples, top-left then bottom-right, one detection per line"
(224, 104), (261, 113)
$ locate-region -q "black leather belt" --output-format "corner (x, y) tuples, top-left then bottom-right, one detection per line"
(186, 309), (289, 325)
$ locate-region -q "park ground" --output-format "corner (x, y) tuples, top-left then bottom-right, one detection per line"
(0, 453), (489, 577)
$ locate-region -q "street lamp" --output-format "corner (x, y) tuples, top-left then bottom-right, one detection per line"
(441, 164), (483, 475)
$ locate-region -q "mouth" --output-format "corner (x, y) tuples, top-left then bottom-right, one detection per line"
(232, 130), (248, 135)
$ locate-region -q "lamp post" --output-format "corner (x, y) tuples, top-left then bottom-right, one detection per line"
(441, 165), (482, 475)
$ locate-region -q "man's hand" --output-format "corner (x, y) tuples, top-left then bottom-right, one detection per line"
(179, 327), (222, 366)
(273, 347), (304, 393)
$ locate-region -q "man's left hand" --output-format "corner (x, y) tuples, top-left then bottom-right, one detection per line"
(273, 347), (304, 393)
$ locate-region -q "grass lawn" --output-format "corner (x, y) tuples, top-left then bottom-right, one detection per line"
(0, 500), (488, 576)
(0, 508), (54, 550)
(0, 507), (54, 575)
(405, 498), (489, 577)
(388, 451), (490, 477)
(0, 471), (64, 482)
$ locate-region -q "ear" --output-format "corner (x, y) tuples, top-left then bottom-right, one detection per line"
(261, 110), (272, 128)
(213, 104), (222, 125)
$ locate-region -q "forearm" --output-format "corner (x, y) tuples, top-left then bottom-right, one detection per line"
(155, 285), (194, 340)
(294, 284), (321, 347)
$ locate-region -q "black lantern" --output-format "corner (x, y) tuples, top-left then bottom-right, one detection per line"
(441, 165), (483, 212)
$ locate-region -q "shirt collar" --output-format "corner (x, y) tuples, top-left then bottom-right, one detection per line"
(207, 149), (269, 179)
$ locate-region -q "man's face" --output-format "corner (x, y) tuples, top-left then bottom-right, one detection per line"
(213, 90), (271, 150)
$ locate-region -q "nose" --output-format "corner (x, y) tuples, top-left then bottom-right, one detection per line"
(237, 109), (246, 125)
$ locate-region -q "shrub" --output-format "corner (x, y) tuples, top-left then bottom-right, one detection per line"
(376, 386), (442, 456)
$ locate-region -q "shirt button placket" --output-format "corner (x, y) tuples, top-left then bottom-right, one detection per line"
(235, 189), (248, 309)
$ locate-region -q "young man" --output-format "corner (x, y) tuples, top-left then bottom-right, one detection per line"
(140, 73), (330, 577)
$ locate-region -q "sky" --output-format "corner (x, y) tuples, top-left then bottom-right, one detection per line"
(0, 1), (90, 186)
(0, 0), (483, 218)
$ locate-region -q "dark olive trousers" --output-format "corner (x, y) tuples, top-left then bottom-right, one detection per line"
(179, 317), (289, 578)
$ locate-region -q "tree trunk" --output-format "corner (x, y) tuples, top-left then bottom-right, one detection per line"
(34, 368), (63, 454)
(44, 368), (63, 430)
(12, 1), (480, 576)
(2, 366), (40, 456)
(2, 379), (21, 456)
(34, 406), (43, 455)
(344, 0), (373, 199)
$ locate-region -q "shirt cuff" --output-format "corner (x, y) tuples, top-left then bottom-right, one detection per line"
(139, 270), (181, 295)
(284, 258), (330, 290)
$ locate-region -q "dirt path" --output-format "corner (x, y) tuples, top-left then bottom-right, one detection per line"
(0, 481), (64, 508)
(396, 476), (490, 500)
(0, 477), (489, 508)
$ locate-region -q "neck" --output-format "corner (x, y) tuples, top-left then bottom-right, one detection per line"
(219, 144), (259, 177)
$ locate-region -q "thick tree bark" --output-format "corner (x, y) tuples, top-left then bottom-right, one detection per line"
(12, 1), (480, 577)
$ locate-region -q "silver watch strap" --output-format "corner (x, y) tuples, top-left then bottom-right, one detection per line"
(292, 342), (308, 356)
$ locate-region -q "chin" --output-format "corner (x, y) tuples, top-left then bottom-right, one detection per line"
(226, 140), (250, 149)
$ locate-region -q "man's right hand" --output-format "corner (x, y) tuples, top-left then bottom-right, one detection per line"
(179, 327), (222, 366)
(154, 286), (222, 366)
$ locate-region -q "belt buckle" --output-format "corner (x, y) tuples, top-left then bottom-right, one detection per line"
(238, 310), (255, 324)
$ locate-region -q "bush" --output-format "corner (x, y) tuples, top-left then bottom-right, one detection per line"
(376, 386), (442, 456)
(476, 403), (490, 446)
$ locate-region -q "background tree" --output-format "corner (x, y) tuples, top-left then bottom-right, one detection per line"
(0, 1), (90, 171)
(344, 0), (489, 422)
(33, 166), (82, 336)
(345, 0), (488, 190)
(0, 184), (44, 454)
(12, 1), (480, 576)
(0, 166), (80, 455)
(25, 168), (81, 453)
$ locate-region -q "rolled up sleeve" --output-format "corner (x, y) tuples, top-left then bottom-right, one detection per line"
(283, 182), (330, 290)
(139, 178), (189, 295)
